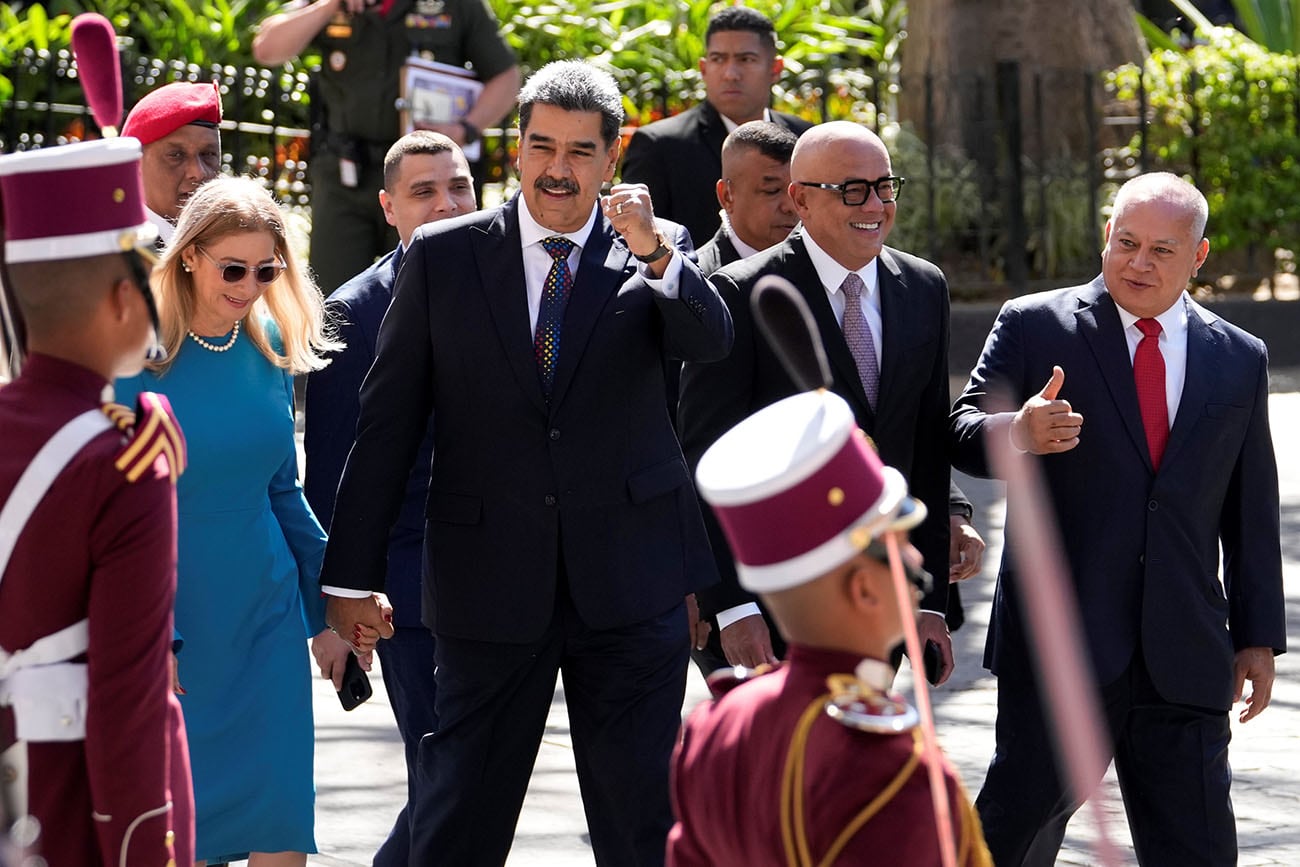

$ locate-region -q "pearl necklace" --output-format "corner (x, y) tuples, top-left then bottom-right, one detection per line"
(187, 319), (240, 353)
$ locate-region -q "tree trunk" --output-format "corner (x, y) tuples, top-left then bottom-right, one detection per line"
(899, 0), (1146, 162)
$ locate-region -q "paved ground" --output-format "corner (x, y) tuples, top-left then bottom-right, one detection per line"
(292, 387), (1300, 866)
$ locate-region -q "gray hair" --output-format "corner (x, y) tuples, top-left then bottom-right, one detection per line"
(1113, 172), (1209, 241)
(517, 60), (624, 148)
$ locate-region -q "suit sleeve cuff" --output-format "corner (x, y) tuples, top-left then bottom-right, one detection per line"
(322, 585), (371, 599)
(716, 602), (762, 630)
(639, 249), (682, 298)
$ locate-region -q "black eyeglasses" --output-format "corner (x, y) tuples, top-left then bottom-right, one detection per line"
(196, 246), (286, 285)
(796, 176), (905, 206)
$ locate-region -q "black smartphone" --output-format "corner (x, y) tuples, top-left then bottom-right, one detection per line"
(337, 652), (373, 711)
(922, 639), (943, 686)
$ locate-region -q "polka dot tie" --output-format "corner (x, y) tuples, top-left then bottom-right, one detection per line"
(535, 236), (576, 401)
(1134, 318), (1168, 470)
(840, 272), (880, 411)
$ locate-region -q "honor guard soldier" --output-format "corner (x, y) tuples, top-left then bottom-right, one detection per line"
(667, 389), (992, 867)
(0, 137), (193, 866)
(121, 81), (224, 247)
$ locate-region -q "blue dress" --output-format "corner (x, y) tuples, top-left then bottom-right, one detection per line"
(118, 324), (325, 862)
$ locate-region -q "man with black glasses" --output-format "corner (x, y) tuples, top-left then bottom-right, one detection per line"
(679, 121), (982, 681)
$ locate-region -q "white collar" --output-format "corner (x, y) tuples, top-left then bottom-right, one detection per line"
(719, 211), (762, 259)
(802, 230), (880, 298)
(516, 192), (598, 252)
(147, 207), (175, 245)
(718, 106), (774, 134)
(1111, 290), (1189, 340)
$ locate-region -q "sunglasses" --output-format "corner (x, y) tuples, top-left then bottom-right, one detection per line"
(196, 246), (286, 285)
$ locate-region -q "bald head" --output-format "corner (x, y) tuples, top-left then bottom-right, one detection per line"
(789, 122), (898, 271)
(1111, 171), (1208, 240)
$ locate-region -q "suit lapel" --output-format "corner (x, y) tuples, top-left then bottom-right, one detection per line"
(696, 103), (726, 177)
(1075, 278), (1152, 470)
(875, 249), (907, 416)
(1162, 297), (1221, 469)
(548, 215), (627, 410)
(471, 198), (548, 415)
(786, 235), (874, 422)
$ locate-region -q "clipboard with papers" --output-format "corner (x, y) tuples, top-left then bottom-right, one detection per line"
(398, 56), (485, 160)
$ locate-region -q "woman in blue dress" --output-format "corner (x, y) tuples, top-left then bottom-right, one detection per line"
(118, 175), (354, 866)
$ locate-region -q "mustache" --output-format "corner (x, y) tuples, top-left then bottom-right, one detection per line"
(534, 176), (580, 195)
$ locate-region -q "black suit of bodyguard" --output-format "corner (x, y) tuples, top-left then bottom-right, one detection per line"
(318, 62), (732, 865)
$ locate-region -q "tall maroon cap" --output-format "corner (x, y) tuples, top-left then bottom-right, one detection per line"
(0, 138), (158, 262)
(121, 81), (222, 146)
(695, 390), (926, 593)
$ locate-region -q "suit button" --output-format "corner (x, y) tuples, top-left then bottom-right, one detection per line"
(549, 428), (561, 441)
(544, 494), (557, 506)
(1147, 499), (1158, 512)
(1139, 554), (1145, 565)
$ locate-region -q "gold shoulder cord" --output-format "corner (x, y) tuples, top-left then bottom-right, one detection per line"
(779, 694), (924, 867)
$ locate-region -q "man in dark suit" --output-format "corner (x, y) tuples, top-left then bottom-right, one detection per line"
(695, 120), (799, 275)
(303, 130), (475, 867)
(318, 60), (732, 866)
(621, 6), (813, 247)
(679, 121), (982, 682)
(664, 119), (797, 451)
(950, 172), (1285, 866)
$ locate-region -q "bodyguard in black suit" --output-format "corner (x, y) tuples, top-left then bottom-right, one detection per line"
(319, 61), (732, 866)
(684, 120), (796, 673)
(679, 122), (982, 680)
(951, 173), (1285, 866)
(621, 6), (813, 247)
(303, 131), (476, 867)
(695, 120), (799, 277)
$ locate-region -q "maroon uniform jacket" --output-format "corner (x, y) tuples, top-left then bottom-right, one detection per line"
(0, 354), (192, 866)
(667, 644), (990, 866)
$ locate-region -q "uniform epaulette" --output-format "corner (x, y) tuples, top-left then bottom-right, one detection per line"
(109, 392), (187, 483)
(704, 662), (781, 699)
(823, 673), (918, 734)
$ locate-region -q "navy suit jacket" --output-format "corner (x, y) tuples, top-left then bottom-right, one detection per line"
(318, 196), (733, 643)
(950, 278), (1286, 711)
(695, 225), (742, 278)
(679, 231), (955, 619)
(304, 247), (435, 629)
(621, 101), (812, 247)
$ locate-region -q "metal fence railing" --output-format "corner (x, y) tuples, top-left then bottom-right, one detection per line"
(0, 50), (1210, 296)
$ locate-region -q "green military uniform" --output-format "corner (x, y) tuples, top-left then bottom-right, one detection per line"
(310, 0), (515, 295)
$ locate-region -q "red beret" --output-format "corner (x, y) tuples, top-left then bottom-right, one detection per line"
(122, 81), (223, 146)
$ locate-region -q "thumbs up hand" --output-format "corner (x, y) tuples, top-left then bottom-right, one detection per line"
(1010, 365), (1083, 454)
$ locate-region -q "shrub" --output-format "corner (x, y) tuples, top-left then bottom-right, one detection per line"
(1105, 25), (1300, 262)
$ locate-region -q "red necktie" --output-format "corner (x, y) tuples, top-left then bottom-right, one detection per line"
(1134, 318), (1168, 470)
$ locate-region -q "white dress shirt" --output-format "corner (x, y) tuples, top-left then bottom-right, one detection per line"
(715, 237), (886, 633)
(1112, 291), (1189, 426)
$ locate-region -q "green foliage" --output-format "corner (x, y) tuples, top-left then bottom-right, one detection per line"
(38, 0), (292, 68)
(1105, 25), (1300, 259)
(486, 0), (901, 125)
(1168, 0), (1300, 54)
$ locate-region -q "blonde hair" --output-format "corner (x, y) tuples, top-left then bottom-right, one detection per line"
(150, 175), (339, 374)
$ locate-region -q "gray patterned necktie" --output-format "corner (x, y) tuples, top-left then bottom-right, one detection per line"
(840, 272), (879, 410)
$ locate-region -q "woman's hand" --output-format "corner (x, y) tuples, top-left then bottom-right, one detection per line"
(310, 628), (372, 690)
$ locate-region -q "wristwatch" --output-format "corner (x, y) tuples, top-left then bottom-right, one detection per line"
(633, 233), (672, 264)
(458, 120), (481, 146)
